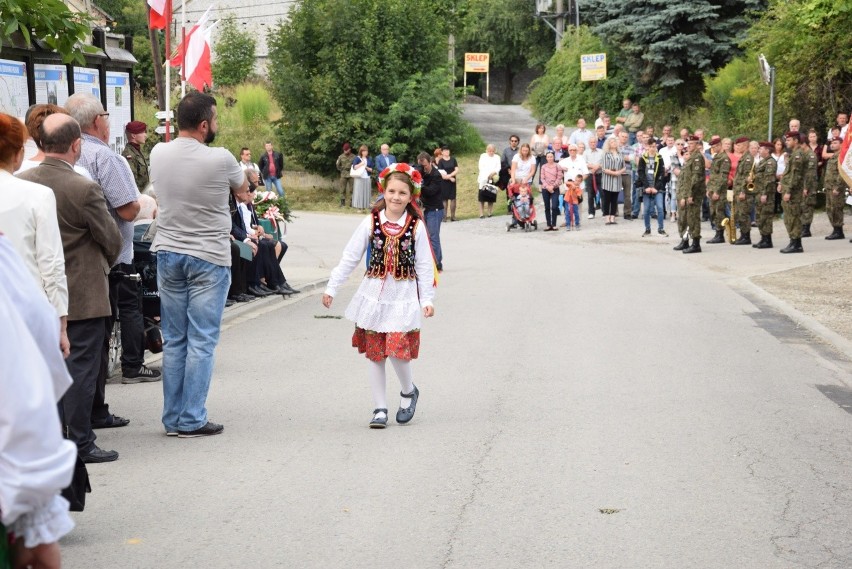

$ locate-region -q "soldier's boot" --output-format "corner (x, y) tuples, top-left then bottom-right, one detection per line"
(707, 230), (725, 244)
(754, 235), (773, 249)
(780, 238), (803, 254)
(801, 223), (812, 237)
(682, 237), (702, 254)
(734, 230), (751, 245)
(673, 238), (689, 251)
(825, 227), (845, 240)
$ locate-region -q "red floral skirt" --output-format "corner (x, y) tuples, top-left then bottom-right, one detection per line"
(352, 327), (421, 362)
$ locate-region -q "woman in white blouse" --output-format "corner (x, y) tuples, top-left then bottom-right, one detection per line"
(510, 143), (537, 187)
(476, 144), (502, 218)
(0, 112), (69, 356)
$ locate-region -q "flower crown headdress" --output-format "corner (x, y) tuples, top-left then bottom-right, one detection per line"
(377, 163), (422, 195)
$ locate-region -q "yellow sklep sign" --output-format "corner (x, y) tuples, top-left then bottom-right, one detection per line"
(580, 53), (607, 81)
(464, 53), (490, 73)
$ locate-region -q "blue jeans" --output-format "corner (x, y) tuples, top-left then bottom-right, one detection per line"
(563, 201), (580, 227)
(157, 251), (231, 432)
(424, 209), (443, 269)
(643, 191), (665, 231)
(264, 176), (284, 198)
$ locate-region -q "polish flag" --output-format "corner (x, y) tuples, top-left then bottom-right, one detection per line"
(840, 133), (852, 188)
(148, 0), (170, 30)
(171, 7), (215, 92)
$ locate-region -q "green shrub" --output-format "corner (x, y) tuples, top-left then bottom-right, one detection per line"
(528, 27), (631, 124)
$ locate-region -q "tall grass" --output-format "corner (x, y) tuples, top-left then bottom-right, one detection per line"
(234, 83), (272, 125)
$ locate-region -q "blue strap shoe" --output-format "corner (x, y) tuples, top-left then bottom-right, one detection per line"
(369, 408), (388, 429)
(396, 385), (419, 424)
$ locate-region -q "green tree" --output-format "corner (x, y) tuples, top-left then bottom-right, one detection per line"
(267, 0), (465, 174)
(459, 0), (553, 102)
(745, 0), (852, 133)
(212, 16), (256, 87)
(0, 0), (93, 64)
(583, 0), (765, 107)
(528, 26), (631, 124)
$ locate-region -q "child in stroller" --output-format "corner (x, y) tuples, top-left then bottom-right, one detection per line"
(506, 183), (538, 232)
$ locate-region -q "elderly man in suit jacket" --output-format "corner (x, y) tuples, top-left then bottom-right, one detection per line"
(17, 113), (123, 464)
(374, 143), (396, 174)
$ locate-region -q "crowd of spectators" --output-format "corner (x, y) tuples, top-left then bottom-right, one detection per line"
(480, 99), (851, 252)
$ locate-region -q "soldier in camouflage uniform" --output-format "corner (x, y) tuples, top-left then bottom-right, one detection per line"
(674, 136), (706, 254)
(753, 142), (777, 249)
(731, 136), (756, 245)
(672, 140), (692, 250)
(780, 132), (806, 253)
(823, 137), (847, 240)
(705, 136), (731, 244)
(799, 136), (819, 237)
(122, 121), (149, 192)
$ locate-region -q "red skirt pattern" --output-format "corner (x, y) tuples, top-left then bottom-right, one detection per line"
(352, 327), (421, 362)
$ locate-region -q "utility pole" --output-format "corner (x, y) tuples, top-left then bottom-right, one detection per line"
(555, 0), (564, 50)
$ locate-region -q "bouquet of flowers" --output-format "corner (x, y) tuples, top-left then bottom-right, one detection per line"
(253, 191), (292, 235)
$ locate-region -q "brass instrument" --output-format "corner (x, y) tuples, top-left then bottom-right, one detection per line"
(746, 158), (756, 191)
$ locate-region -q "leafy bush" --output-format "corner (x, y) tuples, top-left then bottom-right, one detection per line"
(528, 27), (631, 124)
(266, 0), (470, 175)
(212, 16), (257, 87)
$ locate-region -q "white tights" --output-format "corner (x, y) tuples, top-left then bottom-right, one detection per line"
(368, 357), (415, 418)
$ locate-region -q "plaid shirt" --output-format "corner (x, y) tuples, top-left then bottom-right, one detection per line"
(78, 134), (140, 264)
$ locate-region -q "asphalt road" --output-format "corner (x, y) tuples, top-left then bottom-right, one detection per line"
(63, 204), (852, 568)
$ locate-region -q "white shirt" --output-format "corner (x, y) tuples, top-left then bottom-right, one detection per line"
(237, 203), (256, 237)
(477, 153), (502, 187)
(511, 154), (536, 182)
(558, 155), (589, 184)
(325, 211), (435, 332)
(0, 237), (75, 548)
(0, 170), (68, 317)
(568, 128), (594, 148)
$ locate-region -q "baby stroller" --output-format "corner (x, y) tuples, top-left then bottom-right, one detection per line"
(506, 183), (538, 232)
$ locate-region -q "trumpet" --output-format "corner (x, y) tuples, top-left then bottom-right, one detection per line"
(746, 159), (756, 191)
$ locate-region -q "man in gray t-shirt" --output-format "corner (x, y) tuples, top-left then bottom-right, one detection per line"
(150, 92), (248, 439)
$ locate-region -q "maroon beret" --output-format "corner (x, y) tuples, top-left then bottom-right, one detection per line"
(784, 131), (799, 139)
(342, 142), (351, 151)
(125, 120), (147, 134)
(734, 136), (750, 145)
(687, 135), (700, 142)
(709, 136), (722, 146)
(759, 141), (774, 150)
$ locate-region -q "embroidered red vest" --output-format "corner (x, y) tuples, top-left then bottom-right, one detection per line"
(366, 211), (417, 281)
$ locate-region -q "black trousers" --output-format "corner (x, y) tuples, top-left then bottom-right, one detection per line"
(601, 190), (619, 216)
(229, 242), (249, 296)
(113, 263), (145, 373)
(250, 239), (285, 287)
(588, 172), (602, 215)
(64, 317), (107, 453)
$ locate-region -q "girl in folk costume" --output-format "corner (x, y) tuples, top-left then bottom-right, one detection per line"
(323, 163), (437, 429)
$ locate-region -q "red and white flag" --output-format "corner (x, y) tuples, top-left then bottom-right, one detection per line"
(148, 0), (170, 30)
(171, 6), (215, 92)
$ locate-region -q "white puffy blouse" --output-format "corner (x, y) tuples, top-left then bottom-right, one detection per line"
(325, 211), (435, 333)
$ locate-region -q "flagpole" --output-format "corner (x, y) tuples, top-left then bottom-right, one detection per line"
(164, 0), (172, 141)
(180, 0), (187, 97)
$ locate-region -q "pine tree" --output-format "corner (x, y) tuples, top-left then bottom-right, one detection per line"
(584, 0), (765, 106)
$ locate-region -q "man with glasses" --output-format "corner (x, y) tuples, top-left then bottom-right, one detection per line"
(500, 135), (520, 211)
(66, 94), (150, 438)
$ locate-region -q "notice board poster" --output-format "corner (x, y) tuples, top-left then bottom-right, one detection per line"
(34, 63), (70, 106)
(0, 59), (29, 117)
(73, 67), (100, 99)
(105, 71), (131, 152)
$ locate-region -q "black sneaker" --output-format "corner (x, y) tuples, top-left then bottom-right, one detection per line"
(642, 229), (651, 237)
(122, 364), (162, 384)
(177, 421), (224, 438)
(658, 229), (668, 236)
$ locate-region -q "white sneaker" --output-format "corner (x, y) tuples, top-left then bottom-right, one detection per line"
(587, 213), (594, 219)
